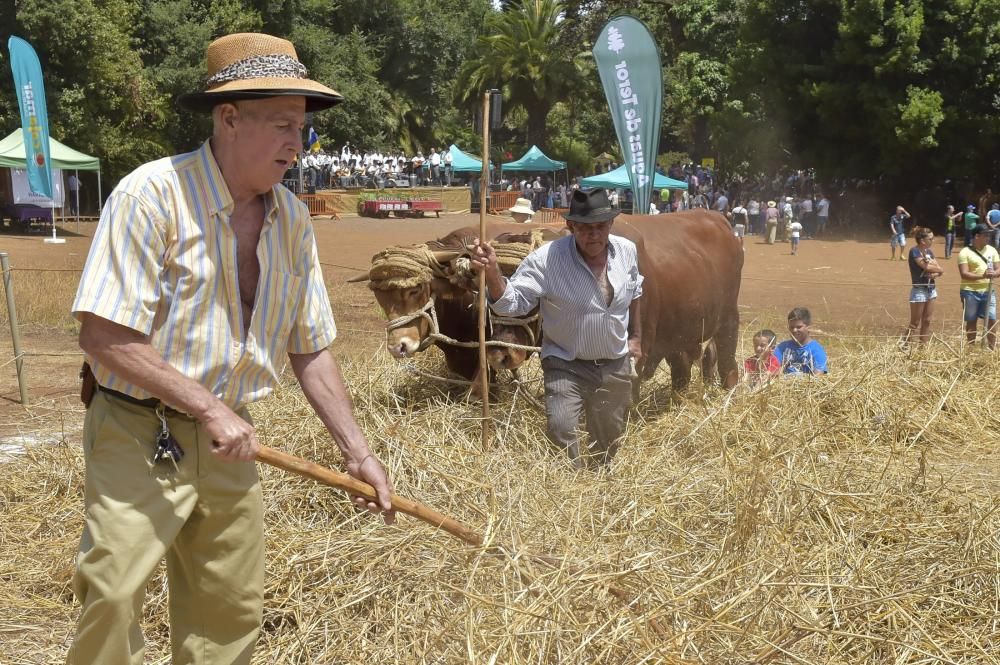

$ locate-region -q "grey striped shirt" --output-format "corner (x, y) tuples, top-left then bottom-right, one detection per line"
(491, 234), (644, 361)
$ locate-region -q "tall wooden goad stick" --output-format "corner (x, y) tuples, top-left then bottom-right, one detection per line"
(478, 91), (492, 448)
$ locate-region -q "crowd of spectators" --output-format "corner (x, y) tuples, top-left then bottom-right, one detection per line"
(298, 143), (455, 189)
(499, 175), (572, 210)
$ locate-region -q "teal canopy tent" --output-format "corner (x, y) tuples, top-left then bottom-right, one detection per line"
(448, 144), (492, 172)
(580, 165), (687, 191)
(501, 145), (566, 171)
(0, 129), (104, 222)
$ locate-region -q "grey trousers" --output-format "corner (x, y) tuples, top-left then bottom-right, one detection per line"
(542, 355), (633, 468)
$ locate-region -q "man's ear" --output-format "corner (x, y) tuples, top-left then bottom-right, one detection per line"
(215, 102), (241, 133)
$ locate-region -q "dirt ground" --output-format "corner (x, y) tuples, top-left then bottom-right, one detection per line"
(0, 213), (964, 440)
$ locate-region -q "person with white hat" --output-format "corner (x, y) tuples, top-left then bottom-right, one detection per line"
(67, 32), (394, 665)
(507, 196), (535, 222)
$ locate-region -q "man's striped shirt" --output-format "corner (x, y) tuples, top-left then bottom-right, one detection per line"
(72, 140), (336, 408)
(490, 234), (643, 361)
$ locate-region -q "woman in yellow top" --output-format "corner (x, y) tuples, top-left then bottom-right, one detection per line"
(957, 223), (1000, 348)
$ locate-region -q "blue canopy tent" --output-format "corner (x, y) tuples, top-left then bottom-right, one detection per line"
(448, 144), (492, 172)
(580, 164), (688, 191)
(501, 145), (566, 172)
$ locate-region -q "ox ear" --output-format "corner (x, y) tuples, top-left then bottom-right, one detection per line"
(346, 272), (371, 283)
(431, 250), (462, 264)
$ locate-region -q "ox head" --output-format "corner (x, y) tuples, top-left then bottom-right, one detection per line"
(351, 248), (462, 358)
(373, 281), (433, 358)
(486, 310), (540, 371)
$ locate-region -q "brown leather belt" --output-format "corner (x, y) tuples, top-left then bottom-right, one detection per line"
(98, 385), (191, 417)
(99, 384), (160, 408)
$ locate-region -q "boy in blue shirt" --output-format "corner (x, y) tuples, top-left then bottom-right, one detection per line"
(774, 307), (828, 375)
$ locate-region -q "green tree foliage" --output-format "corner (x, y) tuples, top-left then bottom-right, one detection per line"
(9, 0), (168, 181)
(7, 0), (1000, 197)
(455, 0), (582, 150)
(137, 0), (263, 153)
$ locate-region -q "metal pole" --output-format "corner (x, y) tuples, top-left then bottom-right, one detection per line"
(478, 92), (492, 448)
(0, 253), (28, 404)
(44, 167), (65, 244)
(97, 168), (103, 214)
(75, 169), (80, 234)
(986, 256), (995, 349)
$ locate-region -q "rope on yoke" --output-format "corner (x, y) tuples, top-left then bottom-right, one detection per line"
(379, 296), (542, 353)
(366, 244), (451, 291)
(367, 239), (545, 353)
(398, 361), (546, 411)
(489, 311), (540, 348)
(447, 229), (549, 285)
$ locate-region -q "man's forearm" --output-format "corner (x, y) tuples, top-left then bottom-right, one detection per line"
(485, 269), (506, 301)
(79, 314), (222, 419)
(628, 297), (641, 340)
(289, 349), (370, 465)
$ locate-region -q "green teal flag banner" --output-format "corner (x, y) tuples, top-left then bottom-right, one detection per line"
(8, 36), (53, 198)
(592, 16), (662, 215)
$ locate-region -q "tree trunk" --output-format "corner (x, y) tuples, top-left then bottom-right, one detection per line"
(526, 101), (551, 150)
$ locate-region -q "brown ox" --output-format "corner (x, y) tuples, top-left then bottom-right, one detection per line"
(470, 210), (743, 391)
(351, 223), (565, 385)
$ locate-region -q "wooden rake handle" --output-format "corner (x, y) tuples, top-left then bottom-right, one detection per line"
(255, 445), (484, 547)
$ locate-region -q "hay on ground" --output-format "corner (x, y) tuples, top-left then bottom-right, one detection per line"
(0, 338), (998, 664)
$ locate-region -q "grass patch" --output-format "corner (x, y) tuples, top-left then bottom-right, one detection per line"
(0, 269), (81, 334)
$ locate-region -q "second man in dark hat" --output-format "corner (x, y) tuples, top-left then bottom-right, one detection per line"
(470, 188), (644, 468)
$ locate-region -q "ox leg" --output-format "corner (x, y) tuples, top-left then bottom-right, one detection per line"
(666, 350), (694, 393)
(633, 350), (662, 402)
(465, 365), (496, 401)
(701, 340), (719, 387)
(714, 307), (741, 390)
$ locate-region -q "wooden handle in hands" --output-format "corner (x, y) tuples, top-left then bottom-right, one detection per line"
(255, 445), (483, 546)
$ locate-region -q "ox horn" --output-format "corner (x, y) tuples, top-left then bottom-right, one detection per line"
(431, 250), (462, 264)
(346, 272), (371, 283)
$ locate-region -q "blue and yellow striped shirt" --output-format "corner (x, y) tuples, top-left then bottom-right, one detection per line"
(72, 141), (336, 408)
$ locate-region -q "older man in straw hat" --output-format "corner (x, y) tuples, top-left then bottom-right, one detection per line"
(67, 33), (394, 664)
(507, 196), (535, 223)
(469, 188), (644, 469)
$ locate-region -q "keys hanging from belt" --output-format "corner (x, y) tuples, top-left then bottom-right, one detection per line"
(153, 404), (184, 469)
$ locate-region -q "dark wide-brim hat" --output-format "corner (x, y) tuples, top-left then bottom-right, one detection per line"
(562, 188), (620, 224)
(178, 33), (343, 113)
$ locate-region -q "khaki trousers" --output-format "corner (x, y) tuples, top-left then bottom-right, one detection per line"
(67, 391), (264, 665)
(766, 219), (777, 244)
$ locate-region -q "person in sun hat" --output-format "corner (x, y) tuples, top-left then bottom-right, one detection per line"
(506, 196), (536, 223)
(765, 199), (779, 244)
(67, 32), (394, 665)
(468, 188), (644, 469)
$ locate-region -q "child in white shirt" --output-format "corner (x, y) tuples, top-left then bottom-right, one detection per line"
(790, 220), (803, 255)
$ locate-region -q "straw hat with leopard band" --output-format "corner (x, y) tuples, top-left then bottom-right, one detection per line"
(178, 33), (343, 113)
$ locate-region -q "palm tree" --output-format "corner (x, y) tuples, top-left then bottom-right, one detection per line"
(455, 0), (579, 150)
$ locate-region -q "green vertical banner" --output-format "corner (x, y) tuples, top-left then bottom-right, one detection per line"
(592, 16), (662, 216)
